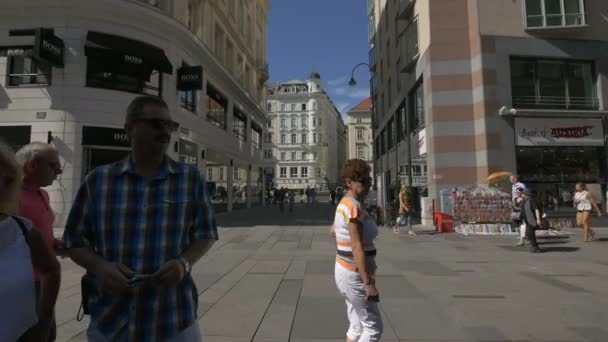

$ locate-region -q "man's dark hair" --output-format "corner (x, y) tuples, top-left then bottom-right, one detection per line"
(125, 96), (169, 127)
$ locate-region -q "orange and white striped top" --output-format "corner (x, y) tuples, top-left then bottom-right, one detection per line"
(333, 196), (378, 271)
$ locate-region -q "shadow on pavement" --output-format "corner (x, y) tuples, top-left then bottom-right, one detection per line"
(538, 240), (570, 245)
(216, 202), (335, 227)
(542, 246), (580, 253)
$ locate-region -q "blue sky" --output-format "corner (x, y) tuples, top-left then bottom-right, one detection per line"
(267, 0), (371, 116)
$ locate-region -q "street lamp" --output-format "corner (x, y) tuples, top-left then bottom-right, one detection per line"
(349, 63), (370, 87)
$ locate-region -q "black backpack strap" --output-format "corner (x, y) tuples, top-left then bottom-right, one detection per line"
(12, 216), (30, 246)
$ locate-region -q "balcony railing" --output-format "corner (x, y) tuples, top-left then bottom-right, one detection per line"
(512, 96), (599, 110)
(400, 16), (419, 72)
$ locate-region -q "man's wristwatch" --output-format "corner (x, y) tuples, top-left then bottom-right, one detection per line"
(179, 257), (192, 273)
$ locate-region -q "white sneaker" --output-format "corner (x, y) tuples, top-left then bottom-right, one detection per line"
(408, 230), (416, 236)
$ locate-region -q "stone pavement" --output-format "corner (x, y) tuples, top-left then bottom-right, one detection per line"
(53, 202), (608, 341)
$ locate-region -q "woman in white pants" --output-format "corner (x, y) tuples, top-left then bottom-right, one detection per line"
(331, 159), (383, 342)
(574, 183), (602, 241)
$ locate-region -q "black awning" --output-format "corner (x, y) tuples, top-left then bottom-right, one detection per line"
(84, 31), (173, 75)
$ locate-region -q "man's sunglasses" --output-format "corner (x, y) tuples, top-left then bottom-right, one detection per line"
(133, 118), (179, 132)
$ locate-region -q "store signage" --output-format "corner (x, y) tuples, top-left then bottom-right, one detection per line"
(82, 126), (130, 148)
(124, 54), (143, 65)
(7, 48), (27, 56)
(418, 128), (427, 155)
(177, 66), (203, 90)
(515, 118), (604, 146)
(33, 28), (64, 68)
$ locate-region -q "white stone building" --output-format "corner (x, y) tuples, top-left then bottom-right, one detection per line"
(0, 0), (272, 224)
(265, 73), (347, 191)
(346, 98), (374, 179)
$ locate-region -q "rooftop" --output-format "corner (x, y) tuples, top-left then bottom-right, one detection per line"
(348, 97), (372, 112)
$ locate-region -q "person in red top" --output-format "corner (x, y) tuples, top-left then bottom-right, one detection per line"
(16, 142), (63, 341)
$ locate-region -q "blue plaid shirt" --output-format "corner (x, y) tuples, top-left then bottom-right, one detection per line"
(63, 157), (218, 341)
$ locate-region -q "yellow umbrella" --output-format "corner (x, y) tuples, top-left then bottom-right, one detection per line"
(487, 171), (513, 185)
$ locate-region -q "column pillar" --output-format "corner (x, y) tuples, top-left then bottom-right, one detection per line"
(246, 164), (252, 208)
(227, 161), (234, 212)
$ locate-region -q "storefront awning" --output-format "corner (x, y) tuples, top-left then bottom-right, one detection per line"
(84, 31), (173, 76)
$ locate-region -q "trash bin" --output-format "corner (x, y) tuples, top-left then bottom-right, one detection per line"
(434, 212), (454, 233)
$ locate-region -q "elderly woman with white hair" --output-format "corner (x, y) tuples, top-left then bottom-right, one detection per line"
(16, 142), (64, 341)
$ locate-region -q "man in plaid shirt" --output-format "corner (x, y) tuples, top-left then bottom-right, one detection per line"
(63, 96), (218, 341)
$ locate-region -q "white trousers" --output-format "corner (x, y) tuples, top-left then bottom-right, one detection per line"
(334, 262), (383, 341)
(519, 223), (527, 239)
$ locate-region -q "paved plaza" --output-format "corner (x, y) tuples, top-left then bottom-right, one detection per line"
(54, 203), (608, 342)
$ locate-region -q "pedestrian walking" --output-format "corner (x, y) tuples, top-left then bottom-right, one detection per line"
(393, 184), (415, 236)
(332, 159), (383, 341)
(330, 189), (337, 206)
(510, 175), (526, 200)
(0, 142), (61, 342)
(305, 186), (311, 205)
(15, 142), (65, 341)
(520, 190), (543, 253)
(574, 183), (602, 242)
(513, 187), (526, 246)
(62, 96), (218, 341)
(278, 188), (285, 212)
(288, 190), (295, 212)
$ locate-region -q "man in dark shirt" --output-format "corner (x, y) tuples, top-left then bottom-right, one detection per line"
(521, 190), (543, 253)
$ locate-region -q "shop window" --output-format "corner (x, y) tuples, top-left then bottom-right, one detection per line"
(178, 63), (196, 112)
(301, 167), (308, 178)
(233, 109), (247, 141)
(290, 167), (298, 178)
(511, 58), (597, 110)
(525, 0), (586, 29)
(205, 84), (228, 129)
(410, 81), (424, 130)
(5, 48), (52, 86)
(280, 167), (287, 178)
(251, 124), (262, 149)
(86, 56), (162, 96)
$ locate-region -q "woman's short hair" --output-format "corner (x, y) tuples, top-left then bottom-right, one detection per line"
(340, 159), (371, 185)
(15, 142), (56, 167)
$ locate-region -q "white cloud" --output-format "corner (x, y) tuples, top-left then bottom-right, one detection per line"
(327, 75), (348, 86)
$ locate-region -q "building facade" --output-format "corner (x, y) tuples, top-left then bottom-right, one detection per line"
(0, 0), (272, 225)
(369, 0), (608, 215)
(346, 98), (374, 179)
(265, 73), (347, 191)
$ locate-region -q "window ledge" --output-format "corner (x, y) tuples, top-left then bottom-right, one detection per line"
(525, 24), (589, 32)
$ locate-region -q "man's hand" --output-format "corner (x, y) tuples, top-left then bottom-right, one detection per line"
(95, 261), (134, 297)
(536, 218), (542, 227)
(53, 238), (69, 258)
(153, 259), (186, 288)
(365, 283), (380, 303)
